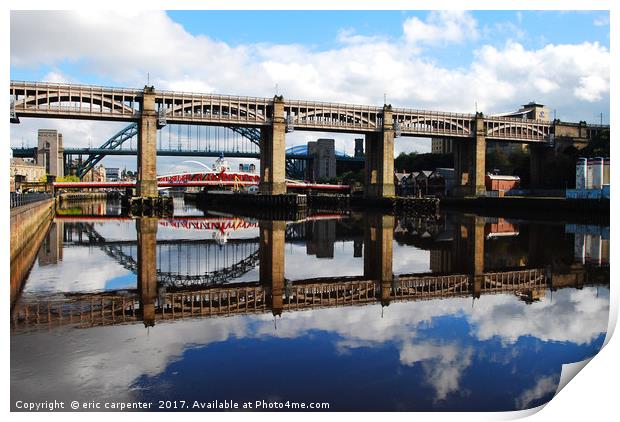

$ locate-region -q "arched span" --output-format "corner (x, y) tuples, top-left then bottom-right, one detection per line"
(76, 124), (261, 178)
(395, 116), (473, 135)
(77, 223), (262, 288)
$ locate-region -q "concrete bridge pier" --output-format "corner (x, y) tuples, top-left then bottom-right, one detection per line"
(453, 141), (471, 195)
(472, 116), (487, 196)
(259, 96), (287, 195)
(452, 114), (486, 196)
(364, 106), (395, 198)
(472, 215), (485, 298)
(363, 214), (394, 306)
(137, 87), (158, 198)
(137, 217), (158, 326)
(529, 144), (551, 188)
(450, 215), (485, 296)
(259, 220), (286, 315)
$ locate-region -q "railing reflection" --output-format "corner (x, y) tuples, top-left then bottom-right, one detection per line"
(11, 209), (610, 332)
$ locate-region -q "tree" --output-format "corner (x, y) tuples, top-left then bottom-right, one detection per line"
(579, 129), (610, 158)
(486, 148), (510, 173)
(527, 130), (609, 189)
(56, 175), (80, 182)
(394, 152), (453, 172)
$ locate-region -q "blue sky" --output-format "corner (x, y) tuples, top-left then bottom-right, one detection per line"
(167, 10), (610, 53)
(10, 10), (610, 173)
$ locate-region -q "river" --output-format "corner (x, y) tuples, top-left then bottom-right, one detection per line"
(10, 197), (610, 411)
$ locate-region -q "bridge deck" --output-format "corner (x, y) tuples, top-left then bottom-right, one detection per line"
(12, 80), (605, 142)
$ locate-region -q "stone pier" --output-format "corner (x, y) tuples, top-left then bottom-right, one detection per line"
(363, 214), (394, 306)
(452, 113), (486, 196)
(137, 217), (158, 327)
(137, 86), (158, 198)
(259, 220), (286, 316)
(365, 105), (395, 198)
(259, 96), (287, 195)
(472, 215), (485, 298)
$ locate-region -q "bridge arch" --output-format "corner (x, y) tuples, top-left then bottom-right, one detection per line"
(75, 123), (261, 178)
(77, 222), (262, 288)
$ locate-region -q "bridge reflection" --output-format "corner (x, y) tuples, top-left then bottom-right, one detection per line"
(11, 211), (609, 332)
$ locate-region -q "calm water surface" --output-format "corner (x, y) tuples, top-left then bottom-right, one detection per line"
(11, 197), (610, 411)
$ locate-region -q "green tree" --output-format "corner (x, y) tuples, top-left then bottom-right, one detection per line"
(394, 152), (453, 172)
(580, 129), (610, 158)
(56, 175), (80, 182)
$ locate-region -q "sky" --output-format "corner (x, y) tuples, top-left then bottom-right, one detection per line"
(9, 10), (611, 174)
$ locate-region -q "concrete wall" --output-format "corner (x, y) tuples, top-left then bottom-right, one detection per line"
(10, 198), (55, 306)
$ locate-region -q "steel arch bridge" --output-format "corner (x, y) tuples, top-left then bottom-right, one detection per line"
(68, 219), (310, 289)
(74, 222), (262, 288)
(11, 121), (362, 180)
(73, 123), (262, 178)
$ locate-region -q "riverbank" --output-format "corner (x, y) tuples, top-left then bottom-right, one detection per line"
(58, 192), (109, 202)
(442, 196), (610, 224)
(10, 198), (56, 306)
(186, 191), (441, 219)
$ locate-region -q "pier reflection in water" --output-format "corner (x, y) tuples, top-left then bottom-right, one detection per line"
(11, 198), (610, 411)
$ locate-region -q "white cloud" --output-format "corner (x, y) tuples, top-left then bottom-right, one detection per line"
(25, 243), (134, 293)
(470, 287), (609, 345)
(593, 15), (609, 27)
(403, 11), (479, 46)
(574, 75), (609, 102)
(337, 28), (386, 45)
(399, 341), (474, 401)
(12, 286), (608, 406)
(515, 374), (559, 409)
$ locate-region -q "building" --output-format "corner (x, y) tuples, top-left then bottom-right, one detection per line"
(492, 102), (551, 122)
(37, 129), (64, 178)
(430, 249), (452, 273)
(518, 102), (551, 121)
(428, 168), (455, 197)
(82, 164), (106, 182)
(238, 163), (257, 173)
(10, 157), (46, 190)
(485, 174), (520, 192)
(105, 167), (121, 181)
(354, 138), (364, 157)
(38, 221), (64, 266)
(394, 171), (410, 196)
(415, 171), (433, 195)
(305, 220), (336, 259)
(431, 138), (454, 154)
(307, 138), (336, 181)
(403, 172), (420, 196)
(566, 157), (610, 200)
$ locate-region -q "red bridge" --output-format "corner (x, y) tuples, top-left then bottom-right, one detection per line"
(54, 171), (350, 191)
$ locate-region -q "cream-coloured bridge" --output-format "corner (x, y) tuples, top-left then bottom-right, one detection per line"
(11, 81), (558, 141)
(10, 80), (609, 197)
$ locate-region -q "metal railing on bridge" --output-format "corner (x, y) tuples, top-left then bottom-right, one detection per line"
(10, 192), (52, 209)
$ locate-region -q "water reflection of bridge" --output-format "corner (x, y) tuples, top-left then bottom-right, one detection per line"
(13, 269), (552, 332)
(12, 213), (608, 332)
(56, 216), (362, 288)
